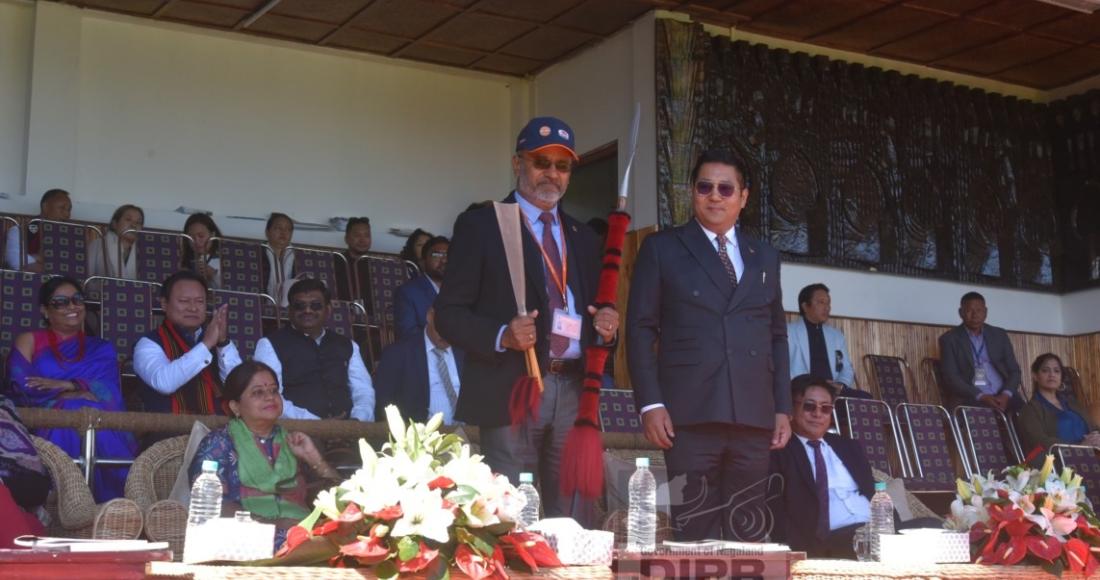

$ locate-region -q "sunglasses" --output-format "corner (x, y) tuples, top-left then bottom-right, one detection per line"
(694, 181), (740, 198)
(48, 293), (86, 308)
(800, 401), (835, 415)
(526, 155), (573, 173)
(291, 300), (325, 312)
(428, 251), (448, 259)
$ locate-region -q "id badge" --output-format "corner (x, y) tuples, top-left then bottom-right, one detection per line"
(974, 367), (988, 388)
(551, 308), (583, 341)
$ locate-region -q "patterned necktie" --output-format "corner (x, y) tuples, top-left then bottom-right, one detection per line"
(808, 440), (830, 539)
(538, 212), (568, 357)
(716, 234), (738, 288)
(432, 347), (458, 412)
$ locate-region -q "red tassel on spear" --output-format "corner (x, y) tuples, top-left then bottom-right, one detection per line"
(560, 104), (640, 500)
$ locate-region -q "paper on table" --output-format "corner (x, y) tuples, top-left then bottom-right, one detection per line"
(14, 536), (170, 552)
(661, 540), (791, 553)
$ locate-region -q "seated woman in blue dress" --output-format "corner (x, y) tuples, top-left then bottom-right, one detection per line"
(6, 276), (136, 502)
(189, 361), (340, 546)
(1017, 353), (1100, 455)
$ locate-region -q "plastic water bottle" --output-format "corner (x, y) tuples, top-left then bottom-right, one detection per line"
(627, 457), (657, 552)
(188, 460), (223, 526)
(869, 481), (895, 561)
(517, 472), (541, 529)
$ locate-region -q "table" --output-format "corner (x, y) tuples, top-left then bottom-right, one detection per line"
(791, 559), (1085, 579)
(0, 548), (172, 579)
(146, 562), (610, 579)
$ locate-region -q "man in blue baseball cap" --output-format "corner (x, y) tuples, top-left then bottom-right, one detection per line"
(435, 117), (619, 527)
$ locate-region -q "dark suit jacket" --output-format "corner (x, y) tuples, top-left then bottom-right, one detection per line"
(373, 330), (465, 423)
(394, 274), (438, 341)
(626, 222), (791, 429)
(938, 324), (1022, 407)
(767, 433), (875, 553)
(434, 193), (602, 427)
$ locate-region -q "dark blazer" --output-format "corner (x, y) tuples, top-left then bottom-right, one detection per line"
(394, 275), (438, 340)
(767, 433), (875, 553)
(374, 331), (465, 423)
(1016, 393), (1098, 453)
(434, 193), (602, 427)
(938, 324), (1022, 407)
(626, 222), (791, 429)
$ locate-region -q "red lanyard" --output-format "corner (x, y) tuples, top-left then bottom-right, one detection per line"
(525, 217), (568, 303)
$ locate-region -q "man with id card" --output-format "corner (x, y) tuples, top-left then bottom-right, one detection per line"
(938, 292), (1023, 412)
(435, 117), (619, 527)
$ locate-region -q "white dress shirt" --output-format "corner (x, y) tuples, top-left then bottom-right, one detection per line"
(640, 221), (745, 416)
(795, 434), (871, 531)
(134, 329), (242, 395)
(253, 329), (375, 422)
(494, 193), (582, 359)
(5, 225), (32, 269)
(424, 330), (461, 425)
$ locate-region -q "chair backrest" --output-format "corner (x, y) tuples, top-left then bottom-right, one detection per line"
(326, 299), (365, 338)
(86, 277), (158, 374)
(836, 397), (907, 477)
(863, 354), (912, 407)
(0, 270), (48, 379)
(954, 405), (1022, 475)
(124, 434), (188, 510)
(210, 289), (275, 359)
(35, 219), (99, 279)
(292, 247), (345, 294)
(598, 388), (642, 433)
(1052, 444), (1100, 508)
(362, 254), (414, 348)
(216, 238), (264, 293)
(128, 230), (189, 285)
(920, 357), (949, 406)
(898, 403), (967, 483)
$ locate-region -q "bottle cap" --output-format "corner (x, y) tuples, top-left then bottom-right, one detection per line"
(874, 481), (887, 491)
(202, 459), (219, 472)
(519, 472), (534, 484)
(636, 457), (650, 468)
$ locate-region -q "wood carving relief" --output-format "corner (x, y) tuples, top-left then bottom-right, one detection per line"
(655, 20), (1090, 291)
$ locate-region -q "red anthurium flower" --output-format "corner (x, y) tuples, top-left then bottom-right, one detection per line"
(428, 476), (455, 491)
(276, 525), (311, 557)
(988, 504), (1024, 523)
(338, 534), (390, 565)
(1004, 519), (1034, 539)
(368, 505), (403, 520)
(969, 521), (991, 545)
(1064, 538), (1098, 575)
(501, 532), (562, 571)
(337, 502), (364, 523)
(1026, 535), (1062, 562)
(398, 541), (440, 573)
(455, 544), (498, 580)
(313, 519), (340, 536)
(994, 536), (1029, 565)
(1076, 516), (1100, 539)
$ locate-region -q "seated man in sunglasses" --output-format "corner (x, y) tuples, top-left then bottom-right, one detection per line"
(253, 278), (375, 421)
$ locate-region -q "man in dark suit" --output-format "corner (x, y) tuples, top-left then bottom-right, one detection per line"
(394, 236), (449, 340)
(627, 149), (791, 541)
(938, 291), (1023, 412)
(435, 117), (618, 526)
(768, 375), (874, 557)
(375, 307), (464, 424)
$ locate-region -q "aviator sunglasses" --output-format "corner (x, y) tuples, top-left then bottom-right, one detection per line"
(694, 180), (741, 198)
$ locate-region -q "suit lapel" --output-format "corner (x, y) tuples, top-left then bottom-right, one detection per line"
(677, 222), (731, 297)
(501, 192), (550, 311)
(561, 213), (586, 306)
(728, 230), (760, 312)
(789, 439), (819, 496)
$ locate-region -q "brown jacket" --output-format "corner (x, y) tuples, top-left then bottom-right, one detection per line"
(1016, 392), (1098, 453)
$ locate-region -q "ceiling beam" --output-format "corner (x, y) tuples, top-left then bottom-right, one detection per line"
(152, 0), (179, 18)
(236, 0), (283, 30)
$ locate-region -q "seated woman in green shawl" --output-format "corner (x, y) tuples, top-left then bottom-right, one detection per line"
(188, 361), (340, 541)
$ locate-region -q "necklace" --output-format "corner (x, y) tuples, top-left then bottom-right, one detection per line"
(47, 330), (85, 367)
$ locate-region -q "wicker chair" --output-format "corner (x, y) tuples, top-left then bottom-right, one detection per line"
(125, 435), (189, 559)
(31, 435), (144, 539)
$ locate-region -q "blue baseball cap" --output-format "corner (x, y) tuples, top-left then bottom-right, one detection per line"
(515, 116), (579, 160)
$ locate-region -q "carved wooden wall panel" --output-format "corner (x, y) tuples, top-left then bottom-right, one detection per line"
(655, 20), (1070, 291)
(1051, 91), (1100, 292)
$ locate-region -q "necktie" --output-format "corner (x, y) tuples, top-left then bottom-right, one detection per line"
(716, 234), (738, 289)
(432, 347), (459, 412)
(808, 440), (830, 539)
(538, 212), (568, 357)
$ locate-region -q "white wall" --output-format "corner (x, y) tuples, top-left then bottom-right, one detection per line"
(533, 12), (658, 229)
(2, 2), (519, 251)
(0, 0), (33, 198)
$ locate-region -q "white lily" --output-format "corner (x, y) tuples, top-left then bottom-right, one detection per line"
(391, 486), (455, 544)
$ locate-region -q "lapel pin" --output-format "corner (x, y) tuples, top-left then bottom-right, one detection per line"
(762, 272), (767, 285)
